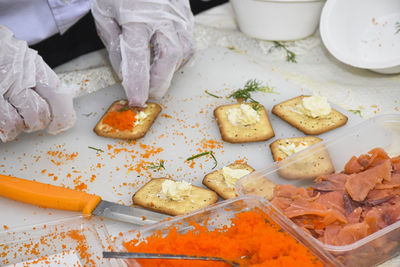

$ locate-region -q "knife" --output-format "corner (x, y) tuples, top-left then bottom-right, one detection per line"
(0, 174), (169, 226)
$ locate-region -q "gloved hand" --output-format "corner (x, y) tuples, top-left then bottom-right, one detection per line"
(0, 25), (76, 143)
(90, 0), (194, 107)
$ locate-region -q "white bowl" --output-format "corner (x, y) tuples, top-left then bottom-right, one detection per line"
(230, 0), (326, 41)
(320, 0), (400, 74)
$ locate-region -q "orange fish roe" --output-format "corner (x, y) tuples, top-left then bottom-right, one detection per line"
(47, 150), (78, 166)
(102, 110), (137, 132)
(123, 209), (323, 267)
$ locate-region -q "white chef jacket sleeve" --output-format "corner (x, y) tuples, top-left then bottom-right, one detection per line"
(0, 0), (90, 45)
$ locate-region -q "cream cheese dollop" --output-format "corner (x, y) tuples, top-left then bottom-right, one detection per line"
(134, 111), (147, 126)
(222, 166), (251, 188)
(300, 95), (331, 118)
(279, 142), (308, 157)
(160, 180), (192, 201)
(226, 104), (260, 126)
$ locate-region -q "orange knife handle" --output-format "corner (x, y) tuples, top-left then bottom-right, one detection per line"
(0, 174), (101, 214)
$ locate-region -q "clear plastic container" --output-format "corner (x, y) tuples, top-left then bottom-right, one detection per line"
(0, 216), (123, 267)
(236, 114), (400, 266)
(114, 195), (340, 266)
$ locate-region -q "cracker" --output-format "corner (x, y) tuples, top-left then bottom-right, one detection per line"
(202, 163), (254, 199)
(132, 178), (218, 216)
(270, 137), (334, 179)
(94, 100), (161, 140)
(214, 103), (275, 143)
(272, 95), (348, 135)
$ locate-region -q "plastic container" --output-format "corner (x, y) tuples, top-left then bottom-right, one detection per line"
(236, 114), (400, 266)
(320, 0), (400, 74)
(114, 195), (340, 266)
(0, 216), (122, 267)
(230, 0), (325, 41)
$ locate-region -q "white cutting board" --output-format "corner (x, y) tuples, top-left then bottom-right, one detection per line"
(0, 47), (362, 230)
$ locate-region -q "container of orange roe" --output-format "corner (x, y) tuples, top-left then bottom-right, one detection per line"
(0, 216), (122, 267)
(114, 195), (339, 267)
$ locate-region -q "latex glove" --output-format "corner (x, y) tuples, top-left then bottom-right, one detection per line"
(90, 0), (194, 107)
(0, 25), (76, 143)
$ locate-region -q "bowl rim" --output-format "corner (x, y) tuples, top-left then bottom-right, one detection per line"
(319, 0), (400, 70)
(249, 0), (326, 3)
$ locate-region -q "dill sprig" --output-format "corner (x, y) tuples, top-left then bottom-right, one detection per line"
(396, 22), (400, 34)
(205, 90), (222, 98)
(119, 106), (131, 112)
(270, 41), (297, 63)
(146, 160), (165, 171)
(186, 151), (218, 169)
(228, 79), (278, 103)
(88, 146), (104, 153)
(82, 112), (93, 117)
(349, 109), (362, 117)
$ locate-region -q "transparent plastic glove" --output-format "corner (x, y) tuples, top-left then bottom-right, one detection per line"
(0, 25), (76, 143)
(90, 0), (194, 107)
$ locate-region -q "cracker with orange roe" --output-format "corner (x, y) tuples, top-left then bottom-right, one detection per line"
(123, 208), (323, 267)
(94, 100), (161, 140)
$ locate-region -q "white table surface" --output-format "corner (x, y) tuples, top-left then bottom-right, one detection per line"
(1, 3), (400, 266)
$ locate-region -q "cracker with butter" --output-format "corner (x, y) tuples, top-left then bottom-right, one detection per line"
(270, 136), (334, 179)
(94, 100), (161, 140)
(132, 178), (218, 216)
(214, 103), (275, 143)
(272, 95), (347, 135)
(202, 163), (254, 199)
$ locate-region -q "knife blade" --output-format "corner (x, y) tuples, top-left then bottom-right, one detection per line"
(0, 174), (169, 225)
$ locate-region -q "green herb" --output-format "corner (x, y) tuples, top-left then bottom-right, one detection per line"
(82, 112), (93, 117)
(270, 41), (297, 63)
(251, 102), (262, 111)
(186, 151), (218, 169)
(119, 106), (131, 112)
(396, 22), (400, 34)
(205, 90), (222, 98)
(228, 79), (278, 103)
(227, 46), (235, 50)
(349, 109), (362, 117)
(146, 160), (165, 171)
(88, 146), (104, 153)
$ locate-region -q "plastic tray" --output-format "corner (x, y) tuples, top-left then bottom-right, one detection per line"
(114, 195), (340, 266)
(0, 216), (122, 267)
(236, 114), (400, 266)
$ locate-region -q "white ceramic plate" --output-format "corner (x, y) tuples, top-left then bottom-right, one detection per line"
(320, 0), (400, 74)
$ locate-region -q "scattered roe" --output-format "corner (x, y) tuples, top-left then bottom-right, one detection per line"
(123, 209), (322, 267)
(102, 110), (137, 132)
(67, 230), (96, 266)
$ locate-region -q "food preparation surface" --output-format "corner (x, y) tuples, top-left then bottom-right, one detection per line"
(0, 47), (362, 228)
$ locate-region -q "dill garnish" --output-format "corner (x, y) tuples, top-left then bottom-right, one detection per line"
(186, 151), (218, 169)
(349, 109), (362, 117)
(119, 106), (130, 112)
(226, 46), (235, 50)
(270, 41), (297, 63)
(205, 90), (222, 98)
(146, 160), (165, 171)
(396, 22), (400, 34)
(88, 146), (104, 153)
(251, 102), (262, 111)
(228, 79), (278, 103)
(82, 112), (93, 117)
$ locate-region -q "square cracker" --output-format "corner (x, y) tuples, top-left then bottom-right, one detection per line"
(214, 103), (275, 143)
(202, 163), (254, 199)
(270, 136), (334, 180)
(132, 178), (218, 216)
(272, 95), (348, 135)
(94, 100), (161, 140)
